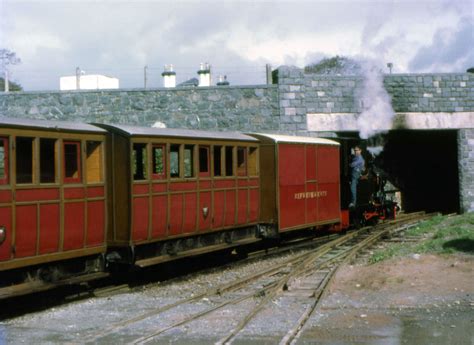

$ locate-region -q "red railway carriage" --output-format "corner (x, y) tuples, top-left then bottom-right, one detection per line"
(97, 124), (261, 267)
(249, 134), (345, 235)
(0, 117), (108, 294)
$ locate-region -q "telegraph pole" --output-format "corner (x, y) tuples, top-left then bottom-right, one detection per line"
(144, 65), (148, 89)
(4, 70), (9, 92)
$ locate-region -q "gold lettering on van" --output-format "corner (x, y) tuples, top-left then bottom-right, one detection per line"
(294, 191), (328, 200)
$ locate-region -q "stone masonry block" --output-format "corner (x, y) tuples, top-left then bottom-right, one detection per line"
(289, 85), (301, 92)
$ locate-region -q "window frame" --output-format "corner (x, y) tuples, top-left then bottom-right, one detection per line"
(16, 136), (36, 185)
(39, 138), (58, 184)
(63, 140), (82, 184)
(152, 143), (167, 180)
(213, 145), (222, 178)
(198, 145), (210, 178)
(0, 137), (9, 185)
(132, 142), (148, 181)
(225, 146), (234, 177)
(183, 144), (195, 179)
(169, 144), (181, 179)
(237, 146), (247, 177)
(248, 146), (259, 177)
(86, 140), (104, 184)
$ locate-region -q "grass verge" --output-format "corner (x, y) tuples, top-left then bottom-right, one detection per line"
(369, 212), (474, 264)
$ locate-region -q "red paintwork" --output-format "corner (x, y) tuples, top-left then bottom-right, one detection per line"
(340, 210), (350, 229)
(306, 145), (317, 181)
(63, 202), (85, 250)
(237, 190), (247, 224)
(133, 184), (149, 195)
(0, 207), (12, 261)
(132, 197), (149, 241)
(16, 188), (59, 202)
(278, 143), (341, 231)
(152, 183), (167, 193)
(64, 187), (85, 199)
(238, 180), (248, 187)
(248, 178), (259, 187)
(39, 204), (60, 254)
(213, 191), (225, 228)
(0, 190), (12, 203)
(278, 144), (306, 230)
(214, 180), (235, 189)
(15, 205), (37, 258)
(183, 193), (197, 233)
(249, 189), (259, 222)
(199, 181), (212, 189)
(87, 200), (105, 246)
(318, 183), (340, 221)
(306, 182), (318, 223)
(170, 194), (183, 235)
(170, 181), (197, 192)
(87, 186), (104, 198)
(317, 146), (340, 183)
(151, 195), (167, 238)
(199, 192), (211, 231)
(224, 190), (236, 226)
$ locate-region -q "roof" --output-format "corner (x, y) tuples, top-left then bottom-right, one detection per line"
(251, 133), (340, 146)
(0, 117), (107, 133)
(97, 123), (259, 142)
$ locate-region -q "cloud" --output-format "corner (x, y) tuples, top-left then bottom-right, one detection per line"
(2, 0), (473, 90)
(409, 16), (474, 72)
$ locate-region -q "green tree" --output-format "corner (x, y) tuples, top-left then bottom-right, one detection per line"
(304, 56), (361, 75)
(0, 49), (22, 91)
(0, 78), (22, 91)
(467, 67), (474, 73)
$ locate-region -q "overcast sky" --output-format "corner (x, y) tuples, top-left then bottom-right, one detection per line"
(1, 0), (473, 91)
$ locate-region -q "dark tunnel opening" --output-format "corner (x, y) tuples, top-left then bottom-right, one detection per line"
(336, 130), (460, 214)
(374, 130), (460, 214)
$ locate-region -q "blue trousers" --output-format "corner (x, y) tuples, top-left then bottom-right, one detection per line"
(350, 171), (361, 205)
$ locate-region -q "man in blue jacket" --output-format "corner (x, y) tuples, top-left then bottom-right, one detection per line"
(349, 145), (365, 208)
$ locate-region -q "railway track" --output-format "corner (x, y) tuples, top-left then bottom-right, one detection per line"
(81, 212), (433, 344)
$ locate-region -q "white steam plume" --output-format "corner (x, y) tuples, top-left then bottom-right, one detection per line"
(356, 61), (395, 139)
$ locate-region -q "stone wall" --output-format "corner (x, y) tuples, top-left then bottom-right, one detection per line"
(458, 129), (474, 212)
(0, 85), (279, 132)
(305, 72), (474, 114)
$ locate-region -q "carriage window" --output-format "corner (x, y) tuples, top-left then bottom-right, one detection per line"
(16, 137), (34, 184)
(132, 143), (147, 181)
(225, 146), (234, 176)
(152, 144), (166, 179)
(0, 138), (8, 184)
(170, 144), (180, 178)
(213, 146), (222, 177)
(64, 141), (81, 183)
(248, 147), (258, 176)
(86, 141), (103, 183)
(184, 145), (194, 178)
(237, 147), (247, 176)
(40, 138), (56, 183)
(199, 146), (209, 177)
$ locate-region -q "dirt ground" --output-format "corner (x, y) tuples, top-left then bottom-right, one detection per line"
(297, 254), (474, 345)
(328, 254), (473, 307)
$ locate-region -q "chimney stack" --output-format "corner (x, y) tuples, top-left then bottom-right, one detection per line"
(197, 62), (211, 87)
(162, 64), (176, 88)
(216, 75), (229, 86)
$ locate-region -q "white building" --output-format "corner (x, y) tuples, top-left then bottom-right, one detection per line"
(60, 74), (119, 90)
